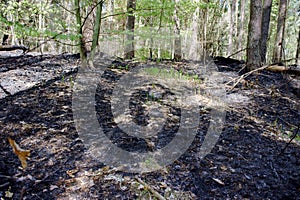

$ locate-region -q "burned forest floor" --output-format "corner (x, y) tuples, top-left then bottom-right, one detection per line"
(0, 52), (299, 200)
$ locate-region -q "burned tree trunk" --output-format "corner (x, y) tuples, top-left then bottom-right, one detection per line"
(272, 0), (287, 63)
(237, 0), (246, 60)
(0, 45), (28, 52)
(296, 28), (300, 65)
(260, 0), (272, 63)
(2, 34), (9, 45)
(246, 0), (263, 70)
(124, 0), (136, 59)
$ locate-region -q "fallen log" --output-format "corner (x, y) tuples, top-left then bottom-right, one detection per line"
(214, 56), (300, 76)
(0, 45), (28, 52)
(266, 65), (300, 76)
(228, 64), (300, 91)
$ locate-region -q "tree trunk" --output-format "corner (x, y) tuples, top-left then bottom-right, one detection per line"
(107, 0), (115, 22)
(173, 0), (181, 61)
(124, 0), (136, 59)
(228, 0), (236, 56)
(260, 0), (272, 63)
(272, 0), (287, 63)
(237, 0), (246, 60)
(188, 7), (199, 60)
(90, 1), (103, 59)
(297, 28), (300, 65)
(2, 34), (9, 45)
(75, 0), (87, 61)
(247, 0), (263, 70)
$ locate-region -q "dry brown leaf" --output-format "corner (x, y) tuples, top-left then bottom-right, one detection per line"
(66, 169), (79, 178)
(8, 137), (30, 169)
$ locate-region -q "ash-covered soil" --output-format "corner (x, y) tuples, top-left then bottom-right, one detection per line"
(0, 53), (299, 199)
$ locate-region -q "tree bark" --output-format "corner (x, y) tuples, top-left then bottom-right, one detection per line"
(107, 0), (115, 22)
(2, 34), (9, 45)
(228, 0), (236, 56)
(296, 27), (300, 65)
(260, 0), (272, 63)
(124, 0), (136, 59)
(272, 0), (288, 63)
(266, 65), (300, 76)
(188, 7), (199, 60)
(173, 0), (181, 61)
(75, 0), (87, 61)
(0, 45), (28, 52)
(246, 0), (263, 70)
(237, 0), (246, 60)
(90, 1), (104, 59)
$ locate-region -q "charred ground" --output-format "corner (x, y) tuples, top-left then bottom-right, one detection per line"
(0, 53), (299, 199)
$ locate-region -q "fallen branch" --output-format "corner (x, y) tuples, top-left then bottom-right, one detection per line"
(0, 182), (10, 188)
(0, 83), (11, 96)
(279, 122), (300, 156)
(227, 65), (270, 91)
(265, 65), (300, 76)
(0, 45), (28, 52)
(227, 64), (300, 91)
(135, 177), (166, 200)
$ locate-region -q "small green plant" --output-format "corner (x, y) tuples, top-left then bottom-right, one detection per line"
(69, 76), (74, 88)
(152, 83), (155, 89)
(179, 68), (183, 79)
(234, 124), (240, 132)
(155, 58), (162, 64)
(150, 92), (155, 100)
(285, 127), (300, 141)
(143, 66), (202, 84)
(145, 93), (150, 104)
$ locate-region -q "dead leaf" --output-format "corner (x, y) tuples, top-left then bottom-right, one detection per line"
(66, 169), (79, 178)
(8, 137), (30, 169)
(5, 187), (13, 198)
(220, 165), (227, 171)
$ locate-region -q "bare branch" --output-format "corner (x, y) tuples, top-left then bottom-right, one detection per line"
(53, 0), (75, 15)
(101, 8), (160, 20)
(26, 30), (68, 53)
(81, 0), (105, 29)
(227, 48), (248, 58)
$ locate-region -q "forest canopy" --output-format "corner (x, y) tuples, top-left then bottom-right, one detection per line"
(0, 0), (299, 66)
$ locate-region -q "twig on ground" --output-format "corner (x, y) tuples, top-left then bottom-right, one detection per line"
(19, 186), (26, 200)
(135, 176), (166, 200)
(0, 84), (11, 95)
(237, 64), (247, 74)
(0, 174), (14, 179)
(279, 122), (300, 156)
(227, 65), (270, 91)
(0, 182), (10, 188)
(34, 156), (74, 186)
